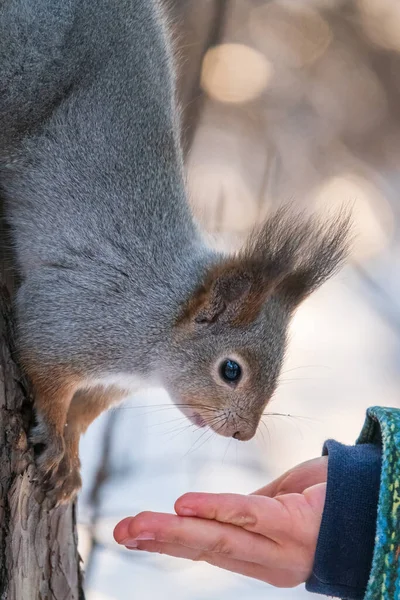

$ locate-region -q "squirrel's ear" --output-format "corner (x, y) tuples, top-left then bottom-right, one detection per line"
(274, 211), (352, 309)
(178, 207), (351, 326)
(178, 257), (279, 326)
(179, 263), (253, 326)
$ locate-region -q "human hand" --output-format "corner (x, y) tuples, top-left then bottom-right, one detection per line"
(113, 457), (328, 588)
(253, 455), (328, 497)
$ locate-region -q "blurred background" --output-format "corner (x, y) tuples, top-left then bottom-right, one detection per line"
(77, 1), (400, 598)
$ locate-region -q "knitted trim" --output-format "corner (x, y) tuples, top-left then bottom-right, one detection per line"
(357, 406), (400, 600)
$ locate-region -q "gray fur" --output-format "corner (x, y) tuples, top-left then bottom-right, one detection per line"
(0, 0), (349, 444)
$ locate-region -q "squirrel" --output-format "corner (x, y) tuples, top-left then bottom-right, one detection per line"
(0, 0), (350, 505)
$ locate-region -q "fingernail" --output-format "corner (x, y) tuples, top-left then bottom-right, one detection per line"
(125, 544), (139, 550)
(119, 533), (155, 545)
(178, 507), (196, 517)
(136, 533), (156, 541)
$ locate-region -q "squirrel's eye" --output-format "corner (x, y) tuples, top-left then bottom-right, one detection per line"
(220, 359), (242, 384)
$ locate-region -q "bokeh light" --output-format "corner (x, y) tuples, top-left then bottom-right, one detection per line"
(250, 3), (333, 68)
(200, 43), (273, 104)
(358, 0), (400, 51)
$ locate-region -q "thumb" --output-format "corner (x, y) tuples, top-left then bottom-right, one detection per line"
(303, 482), (327, 517)
(253, 457), (328, 498)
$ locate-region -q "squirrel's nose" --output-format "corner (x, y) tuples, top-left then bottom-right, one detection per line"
(232, 428), (256, 442)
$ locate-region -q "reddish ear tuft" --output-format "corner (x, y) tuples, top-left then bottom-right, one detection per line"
(178, 207), (351, 327)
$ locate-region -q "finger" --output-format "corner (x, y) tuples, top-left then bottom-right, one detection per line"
(174, 492), (291, 540)
(303, 482), (327, 515)
(253, 457), (328, 497)
(114, 511), (282, 566)
(125, 540), (307, 588)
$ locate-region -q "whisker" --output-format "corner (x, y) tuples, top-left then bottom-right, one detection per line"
(112, 403), (220, 420)
(235, 411), (251, 427)
(160, 410), (228, 443)
(279, 365), (330, 376)
(262, 413), (307, 439)
(114, 402), (220, 411)
(163, 423), (197, 442)
(263, 412), (321, 423)
(193, 430), (216, 455)
(145, 415), (192, 430)
(161, 422), (193, 437)
(257, 423), (267, 447)
(110, 407), (183, 420)
(278, 377), (323, 384)
(212, 417), (229, 435)
(183, 427), (213, 458)
(261, 419), (272, 447)
(185, 427), (218, 458)
(221, 438), (232, 465)
(207, 414), (228, 427)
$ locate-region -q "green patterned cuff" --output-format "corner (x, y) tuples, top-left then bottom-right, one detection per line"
(357, 406), (400, 600)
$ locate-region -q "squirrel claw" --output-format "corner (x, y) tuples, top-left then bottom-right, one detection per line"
(31, 423), (65, 475)
(40, 451), (82, 506)
(31, 423), (81, 505)
(45, 472), (82, 507)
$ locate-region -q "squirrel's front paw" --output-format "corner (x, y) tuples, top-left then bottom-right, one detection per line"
(31, 423), (65, 479)
(45, 451), (82, 507)
(31, 420), (82, 506)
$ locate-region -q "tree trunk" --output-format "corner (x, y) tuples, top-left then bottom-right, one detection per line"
(0, 207), (85, 599)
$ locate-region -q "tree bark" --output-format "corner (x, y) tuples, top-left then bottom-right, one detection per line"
(0, 209), (85, 599)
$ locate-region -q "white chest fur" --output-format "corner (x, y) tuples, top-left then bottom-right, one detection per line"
(87, 372), (150, 395)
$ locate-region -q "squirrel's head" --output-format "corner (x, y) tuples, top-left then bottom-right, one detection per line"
(162, 208), (351, 441)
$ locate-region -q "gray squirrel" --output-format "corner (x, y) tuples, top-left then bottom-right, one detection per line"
(0, 0), (350, 505)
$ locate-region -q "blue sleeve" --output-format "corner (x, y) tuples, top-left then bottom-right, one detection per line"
(306, 440), (382, 599)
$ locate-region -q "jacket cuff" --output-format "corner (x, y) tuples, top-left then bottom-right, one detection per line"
(306, 439), (381, 599)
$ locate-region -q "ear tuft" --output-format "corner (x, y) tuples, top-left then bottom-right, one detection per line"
(270, 207), (352, 307)
(178, 206), (352, 327)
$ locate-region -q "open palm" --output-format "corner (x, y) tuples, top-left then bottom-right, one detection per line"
(114, 457), (328, 588)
